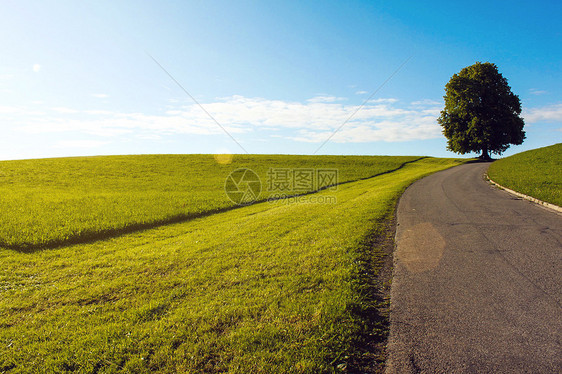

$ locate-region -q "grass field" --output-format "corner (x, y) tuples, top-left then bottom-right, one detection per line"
(487, 143), (561, 206)
(0, 155), (420, 250)
(0, 156), (464, 373)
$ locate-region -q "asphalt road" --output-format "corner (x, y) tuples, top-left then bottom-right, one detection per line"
(385, 162), (561, 373)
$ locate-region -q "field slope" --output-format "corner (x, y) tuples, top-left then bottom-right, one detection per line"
(0, 155), (420, 250)
(487, 143), (561, 207)
(0, 156), (463, 373)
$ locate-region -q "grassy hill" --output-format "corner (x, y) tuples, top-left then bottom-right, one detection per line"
(0, 155), (464, 373)
(487, 143), (561, 207)
(0, 154), (421, 250)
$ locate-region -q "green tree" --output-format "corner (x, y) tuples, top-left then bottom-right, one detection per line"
(438, 62), (525, 160)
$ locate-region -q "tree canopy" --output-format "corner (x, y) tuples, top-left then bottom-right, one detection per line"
(437, 62), (525, 159)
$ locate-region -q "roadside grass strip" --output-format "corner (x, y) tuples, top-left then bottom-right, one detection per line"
(487, 143), (561, 207)
(0, 158), (462, 373)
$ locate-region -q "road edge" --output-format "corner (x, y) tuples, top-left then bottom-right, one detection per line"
(485, 173), (562, 214)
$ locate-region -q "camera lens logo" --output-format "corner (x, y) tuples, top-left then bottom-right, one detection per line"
(225, 168), (261, 205)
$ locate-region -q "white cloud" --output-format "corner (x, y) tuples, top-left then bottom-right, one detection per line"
(52, 107), (79, 114)
(291, 119), (441, 143)
(355, 90), (368, 95)
(307, 95), (347, 103)
(411, 99), (441, 107)
(529, 88), (547, 96)
(84, 110), (114, 115)
(8, 95), (447, 144)
(92, 93), (109, 98)
(0, 105), (23, 114)
(523, 103), (562, 123)
(367, 98), (399, 104)
(56, 140), (110, 148)
(33, 64), (41, 73)
(421, 108), (441, 116)
(19, 110), (227, 138)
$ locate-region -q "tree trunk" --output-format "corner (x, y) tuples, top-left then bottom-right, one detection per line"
(480, 145), (490, 160)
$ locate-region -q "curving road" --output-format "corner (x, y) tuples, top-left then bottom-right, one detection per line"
(386, 162), (562, 373)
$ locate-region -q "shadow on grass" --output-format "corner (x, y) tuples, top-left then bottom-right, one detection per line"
(0, 207), (234, 253)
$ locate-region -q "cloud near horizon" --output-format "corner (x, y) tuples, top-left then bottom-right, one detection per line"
(10, 95), (444, 144)
(5, 96), (560, 147)
(522, 103), (562, 123)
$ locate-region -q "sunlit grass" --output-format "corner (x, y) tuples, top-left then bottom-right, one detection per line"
(488, 143), (561, 206)
(0, 157), (463, 373)
(0, 154), (421, 250)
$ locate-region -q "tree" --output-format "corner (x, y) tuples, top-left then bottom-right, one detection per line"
(437, 62), (525, 160)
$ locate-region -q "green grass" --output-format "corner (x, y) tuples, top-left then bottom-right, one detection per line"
(0, 155), (421, 250)
(0, 157), (464, 373)
(487, 143), (562, 206)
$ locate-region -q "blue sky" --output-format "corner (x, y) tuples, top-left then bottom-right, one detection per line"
(1, 0), (560, 160)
